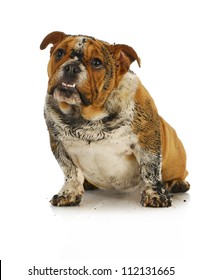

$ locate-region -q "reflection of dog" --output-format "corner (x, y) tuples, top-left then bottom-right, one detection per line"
(40, 31), (190, 207)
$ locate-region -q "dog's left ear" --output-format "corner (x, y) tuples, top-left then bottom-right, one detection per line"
(40, 31), (67, 55)
(109, 44), (141, 74)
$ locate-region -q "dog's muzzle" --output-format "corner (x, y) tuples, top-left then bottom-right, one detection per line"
(50, 61), (91, 106)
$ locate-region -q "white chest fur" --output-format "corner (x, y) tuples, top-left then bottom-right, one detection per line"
(64, 126), (140, 191)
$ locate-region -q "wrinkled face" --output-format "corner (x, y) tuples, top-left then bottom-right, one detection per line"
(48, 36), (116, 109)
(40, 32), (140, 120)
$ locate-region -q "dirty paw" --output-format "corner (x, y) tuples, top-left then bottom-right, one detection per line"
(50, 193), (82, 206)
(171, 181), (190, 193)
(141, 186), (172, 207)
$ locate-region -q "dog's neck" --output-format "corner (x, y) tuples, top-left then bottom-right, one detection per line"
(105, 71), (139, 114)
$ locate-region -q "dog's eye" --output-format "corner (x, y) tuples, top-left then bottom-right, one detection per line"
(91, 58), (103, 69)
(55, 49), (65, 60)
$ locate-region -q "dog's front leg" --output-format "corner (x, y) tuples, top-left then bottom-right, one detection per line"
(133, 95), (172, 207)
(49, 134), (84, 206)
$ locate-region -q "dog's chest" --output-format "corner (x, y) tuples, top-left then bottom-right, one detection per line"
(63, 125), (140, 191)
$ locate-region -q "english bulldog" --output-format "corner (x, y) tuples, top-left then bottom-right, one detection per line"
(40, 31), (190, 207)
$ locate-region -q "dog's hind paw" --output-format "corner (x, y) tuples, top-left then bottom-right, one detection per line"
(141, 186), (172, 207)
(167, 180), (190, 193)
(50, 193), (82, 206)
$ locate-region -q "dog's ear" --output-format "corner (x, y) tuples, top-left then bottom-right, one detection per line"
(109, 44), (141, 74)
(40, 31), (67, 54)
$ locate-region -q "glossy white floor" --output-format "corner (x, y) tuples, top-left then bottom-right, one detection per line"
(1, 1), (202, 279)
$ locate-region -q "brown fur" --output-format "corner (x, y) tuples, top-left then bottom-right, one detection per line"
(160, 116), (188, 183)
(134, 81), (189, 190)
(133, 82), (160, 154)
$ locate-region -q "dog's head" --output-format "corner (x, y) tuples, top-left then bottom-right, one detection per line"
(40, 31), (140, 120)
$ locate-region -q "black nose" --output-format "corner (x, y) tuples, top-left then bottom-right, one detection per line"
(64, 63), (81, 75)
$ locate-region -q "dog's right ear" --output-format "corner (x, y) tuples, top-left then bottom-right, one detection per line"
(40, 31), (67, 54)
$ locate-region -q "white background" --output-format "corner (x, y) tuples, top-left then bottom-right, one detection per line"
(0, 0), (202, 279)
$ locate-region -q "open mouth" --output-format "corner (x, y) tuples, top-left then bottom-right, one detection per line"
(52, 82), (82, 106)
(51, 82), (92, 107)
(58, 82), (76, 96)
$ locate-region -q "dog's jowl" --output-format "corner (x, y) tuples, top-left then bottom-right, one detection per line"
(40, 31), (190, 207)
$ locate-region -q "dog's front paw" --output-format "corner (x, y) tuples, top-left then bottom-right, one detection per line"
(50, 192), (82, 206)
(141, 186), (172, 207)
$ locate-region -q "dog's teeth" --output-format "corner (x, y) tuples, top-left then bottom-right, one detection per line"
(67, 83), (76, 88)
(62, 82), (76, 88)
(62, 82), (68, 87)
